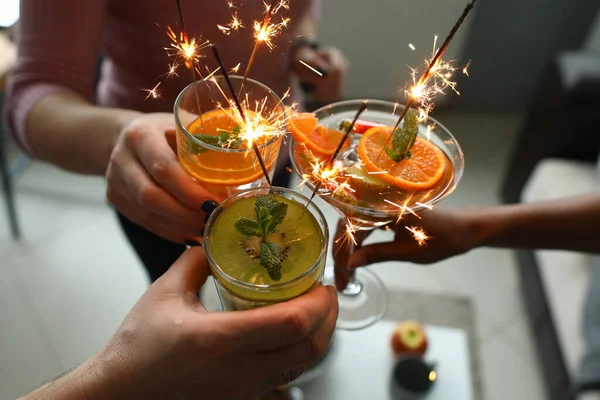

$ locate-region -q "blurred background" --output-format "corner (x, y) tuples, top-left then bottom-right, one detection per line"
(1, 1), (600, 399)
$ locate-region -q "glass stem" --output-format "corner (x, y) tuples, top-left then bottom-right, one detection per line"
(341, 238), (363, 296)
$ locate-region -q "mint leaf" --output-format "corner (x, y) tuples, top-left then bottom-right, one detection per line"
(269, 202), (288, 230)
(234, 218), (262, 237)
(260, 241), (283, 281)
(191, 134), (220, 154)
(255, 195), (280, 215)
(219, 130), (230, 144)
(385, 147), (402, 162)
(385, 108), (419, 161)
(255, 195), (288, 236)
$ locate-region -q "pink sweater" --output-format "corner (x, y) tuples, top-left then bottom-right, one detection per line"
(5, 0), (319, 155)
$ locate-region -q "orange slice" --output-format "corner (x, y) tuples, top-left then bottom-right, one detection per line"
(358, 126), (447, 191)
(184, 109), (279, 186)
(288, 113), (349, 157)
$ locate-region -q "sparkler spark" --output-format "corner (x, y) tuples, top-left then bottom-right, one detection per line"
(142, 82), (162, 101)
(409, 43), (416, 50)
(229, 63), (241, 74)
(406, 226), (430, 246)
(463, 60), (472, 76)
(167, 62), (179, 78)
(334, 219), (360, 251)
(299, 60), (324, 76)
(218, 12), (244, 35)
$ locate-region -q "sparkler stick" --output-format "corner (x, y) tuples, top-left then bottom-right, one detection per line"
(378, 0), (478, 158)
(212, 44), (273, 188)
(173, 0), (206, 131)
(304, 102), (368, 207)
(239, 0), (283, 92)
(175, 0), (187, 40)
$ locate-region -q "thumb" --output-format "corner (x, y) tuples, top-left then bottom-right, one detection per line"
(157, 247), (211, 294)
(348, 242), (415, 270)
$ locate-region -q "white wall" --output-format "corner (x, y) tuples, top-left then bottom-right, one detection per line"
(319, 0), (475, 101)
(585, 9), (600, 51)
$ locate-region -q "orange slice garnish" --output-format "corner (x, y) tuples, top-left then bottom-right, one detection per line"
(358, 126), (448, 191)
(288, 113), (349, 157)
(184, 109), (279, 186)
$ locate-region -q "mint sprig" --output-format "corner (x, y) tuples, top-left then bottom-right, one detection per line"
(385, 108), (419, 162)
(190, 125), (243, 154)
(234, 194), (288, 281)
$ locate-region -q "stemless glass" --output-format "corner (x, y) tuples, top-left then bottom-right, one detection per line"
(290, 100), (465, 330)
(174, 76), (285, 202)
(203, 187), (329, 311)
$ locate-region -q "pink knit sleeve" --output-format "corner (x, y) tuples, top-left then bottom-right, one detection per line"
(3, 0), (107, 156)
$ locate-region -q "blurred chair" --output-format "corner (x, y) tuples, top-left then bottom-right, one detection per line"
(502, 51), (600, 400)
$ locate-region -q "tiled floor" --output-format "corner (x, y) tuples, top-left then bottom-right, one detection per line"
(0, 111), (547, 399)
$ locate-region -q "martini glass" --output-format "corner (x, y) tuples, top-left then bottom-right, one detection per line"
(290, 100), (465, 330)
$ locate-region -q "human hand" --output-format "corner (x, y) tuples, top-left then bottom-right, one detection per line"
(94, 247), (338, 399)
(333, 208), (482, 290)
(106, 113), (218, 243)
(292, 45), (348, 104)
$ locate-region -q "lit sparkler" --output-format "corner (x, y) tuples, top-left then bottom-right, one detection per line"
(211, 44), (289, 187)
(406, 226), (430, 246)
(304, 102), (368, 207)
(379, 0), (478, 158)
(240, 0), (291, 88)
(300, 152), (351, 196)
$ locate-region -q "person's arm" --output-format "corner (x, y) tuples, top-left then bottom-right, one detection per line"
(5, 0), (138, 175)
(27, 91), (140, 175)
(20, 360), (115, 400)
(475, 193), (600, 253)
(21, 248), (338, 399)
(334, 194), (600, 290)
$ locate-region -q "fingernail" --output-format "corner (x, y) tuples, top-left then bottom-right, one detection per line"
(184, 239), (202, 247)
(202, 200), (219, 223)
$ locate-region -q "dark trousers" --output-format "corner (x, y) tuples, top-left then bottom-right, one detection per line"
(117, 163), (293, 282)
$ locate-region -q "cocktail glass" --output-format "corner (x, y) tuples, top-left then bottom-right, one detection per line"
(174, 76), (285, 202)
(203, 187), (329, 311)
(290, 99), (465, 330)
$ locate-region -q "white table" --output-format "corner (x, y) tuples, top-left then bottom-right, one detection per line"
(298, 321), (473, 400)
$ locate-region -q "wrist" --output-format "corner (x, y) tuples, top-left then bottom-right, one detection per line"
(464, 207), (503, 249)
(75, 346), (135, 399)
